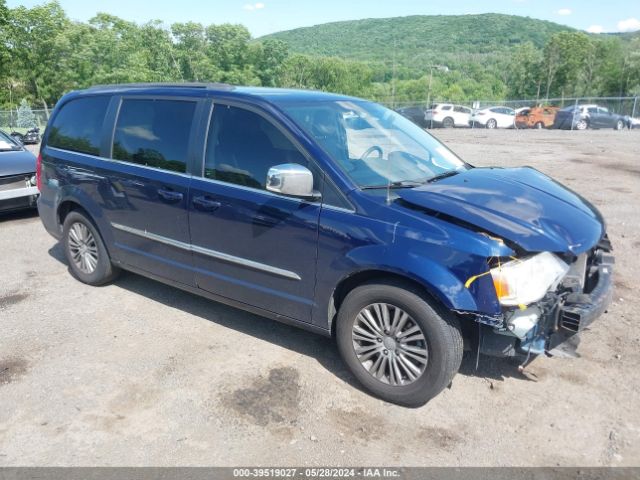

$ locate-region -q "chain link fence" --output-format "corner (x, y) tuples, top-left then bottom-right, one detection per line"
(0, 109), (51, 132)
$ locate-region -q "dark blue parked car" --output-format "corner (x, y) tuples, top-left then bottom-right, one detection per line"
(37, 84), (614, 406)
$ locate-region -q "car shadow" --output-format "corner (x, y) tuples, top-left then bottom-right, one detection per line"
(0, 208), (39, 223)
(47, 243), (533, 394)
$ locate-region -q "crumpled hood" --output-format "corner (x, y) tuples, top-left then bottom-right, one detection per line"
(396, 167), (604, 254)
(0, 149), (37, 177)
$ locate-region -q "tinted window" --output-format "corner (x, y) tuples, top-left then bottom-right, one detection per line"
(112, 99), (195, 173)
(598, 108), (609, 115)
(588, 107), (598, 114)
(48, 96), (110, 155)
(205, 104), (308, 190)
(441, 105), (452, 111)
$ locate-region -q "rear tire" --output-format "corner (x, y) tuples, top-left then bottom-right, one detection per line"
(442, 117), (454, 129)
(576, 119), (588, 130)
(535, 122), (544, 130)
(486, 119), (497, 129)
(615, 120), (624, 131)
(336, 280), (463, 407)
(62, 210), (119, 286)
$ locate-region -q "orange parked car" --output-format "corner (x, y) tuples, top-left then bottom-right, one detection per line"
(516, 106), (559, 129)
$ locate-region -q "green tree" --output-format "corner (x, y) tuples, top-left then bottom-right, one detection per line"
(507, 42), (542, 99)
(252, 39), (289, 87)
(6, 1), (71, 106)
(17, 99), (37, 128)
(171, 22), (217, 81)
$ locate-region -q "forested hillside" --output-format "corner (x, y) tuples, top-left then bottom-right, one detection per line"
(262, 14), (573, 68)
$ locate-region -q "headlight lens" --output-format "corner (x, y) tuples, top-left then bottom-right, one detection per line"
(490, 252), (569, 306)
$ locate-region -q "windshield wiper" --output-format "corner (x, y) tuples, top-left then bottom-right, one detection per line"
(361, 180), (424, 190)
(427, 170), (461, 183)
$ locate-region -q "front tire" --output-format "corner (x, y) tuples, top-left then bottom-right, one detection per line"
(336, 281), (463, 407)
(615, 120), (624, 131)
(535, 122), (544, 130)
(486, 118), (497, 129)
(62, 210), (119, 286)
(575, 119), (588, 130)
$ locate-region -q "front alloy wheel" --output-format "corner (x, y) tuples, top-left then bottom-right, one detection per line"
(352, 303), (428, 386)
(486, 119), (497, 129)
(336, 280), (463, 407)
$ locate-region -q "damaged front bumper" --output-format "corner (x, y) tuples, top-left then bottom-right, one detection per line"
(475, 246), (614, 359)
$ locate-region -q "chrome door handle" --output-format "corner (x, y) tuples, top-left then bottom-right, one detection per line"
(157, 188), (183, 202)
(192, 195), (221, 211)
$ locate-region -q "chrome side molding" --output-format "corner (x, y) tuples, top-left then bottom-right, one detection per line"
(111, 222), (302, 281)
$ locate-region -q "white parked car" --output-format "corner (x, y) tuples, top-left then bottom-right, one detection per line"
(471, 106), (516, 129)
(424, 104), (472, 128)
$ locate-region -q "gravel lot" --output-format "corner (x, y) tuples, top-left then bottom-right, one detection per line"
(1, 130), (639, 466)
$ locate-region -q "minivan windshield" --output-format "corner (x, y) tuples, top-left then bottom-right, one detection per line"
(278, 100), (468, 189)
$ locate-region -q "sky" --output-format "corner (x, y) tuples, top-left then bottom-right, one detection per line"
(6, 0), (640, 37)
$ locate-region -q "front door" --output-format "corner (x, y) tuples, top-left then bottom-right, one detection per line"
(101, 97), (199, 285)
(188, 103), (321, 321)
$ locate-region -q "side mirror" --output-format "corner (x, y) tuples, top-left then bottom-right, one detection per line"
(266, 163), (320, 200)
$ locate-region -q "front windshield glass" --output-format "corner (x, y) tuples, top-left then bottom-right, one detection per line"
(0, 131), (22, 152)
(279, 99), (468, 188)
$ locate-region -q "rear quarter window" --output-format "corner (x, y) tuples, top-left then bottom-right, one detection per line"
(48, 96), (110, 155)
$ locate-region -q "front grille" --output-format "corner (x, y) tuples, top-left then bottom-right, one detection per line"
(0, 174), (33, 192)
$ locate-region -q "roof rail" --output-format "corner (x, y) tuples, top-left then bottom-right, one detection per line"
(87, 82), (234, 91)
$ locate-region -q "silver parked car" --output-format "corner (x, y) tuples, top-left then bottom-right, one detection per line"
(0, 130), (39, 213)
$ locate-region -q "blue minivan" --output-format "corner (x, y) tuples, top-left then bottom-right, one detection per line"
(38, 84), (614, 406)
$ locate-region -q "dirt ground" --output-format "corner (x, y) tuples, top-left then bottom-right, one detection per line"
(1, 129), (639, 466)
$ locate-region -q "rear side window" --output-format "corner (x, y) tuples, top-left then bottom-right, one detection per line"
(441, 105), (452, 111)
(112, 99), (196, 173)
(204, 104), (309, 190)
(48, 96), (110, 155)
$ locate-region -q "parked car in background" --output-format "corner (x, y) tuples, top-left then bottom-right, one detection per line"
(553, 105), (626, 130)
(424, 104), (472, 128)
(0, 130), (39, 213)
(470, 106), (516, 129)
(395, 106), (428, 128)
(38, 84), (614, 406)
(10, 127), (41, 145)
(516, 106), (559, 129)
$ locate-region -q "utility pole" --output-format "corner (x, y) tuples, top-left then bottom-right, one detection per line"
(426, 66), (433, 110)
(426, 64), (449, 110)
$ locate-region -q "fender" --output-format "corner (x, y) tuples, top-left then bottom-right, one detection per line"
(312, 242), (503, 330)
(53, 182), (120, 261)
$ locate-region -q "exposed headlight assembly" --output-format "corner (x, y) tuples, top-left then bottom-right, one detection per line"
(490, 252), (569, 307)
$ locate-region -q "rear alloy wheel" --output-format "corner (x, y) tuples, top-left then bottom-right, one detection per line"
(535, 122), (544, 130)
(63, 210), (119, 286)
(336, 281), (463, 407)
(486, 118), (497, 129)
(575, 119), (588, 130)
(442, 117), (454, 129)
(615, 120), (624, 131)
